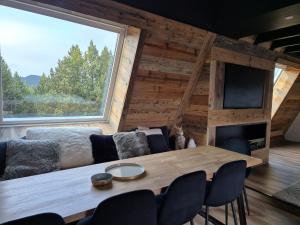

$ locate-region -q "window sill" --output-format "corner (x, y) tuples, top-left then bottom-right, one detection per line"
(0, 117), (107, 127)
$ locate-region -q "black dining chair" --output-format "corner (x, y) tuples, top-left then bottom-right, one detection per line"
(203, 160), (247, 225)
(1, 213), (65, 225)
(156, 171), (207, 225)
(77, 190), (157, 225)
(222, 138), (251, 215)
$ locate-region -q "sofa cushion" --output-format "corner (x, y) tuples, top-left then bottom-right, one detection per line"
(134, 126), (170, 149)
(90, 134), (119, 163)
(147, 135), (169, 154)
(156, 126), (170, 148)
(137, 128), (169, 154)
(26, 127), (102, 169)
(0, 142), (7, 176)
(113, 132), (151, 159)
(3, 139), (60, 180)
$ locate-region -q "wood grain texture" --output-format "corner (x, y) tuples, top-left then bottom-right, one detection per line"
(208, 109), (268, 127)
(207, 46), (274, 162)
(247, 142), (300, 196)
(190, 188), (300, 225)
(110, 26), (142, 132)
(271, 67), (300, 145)
(173, 32), (216, 125)
(0, 146), (262, 224)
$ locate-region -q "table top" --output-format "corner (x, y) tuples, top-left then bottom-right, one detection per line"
(0, 146), (262, 223)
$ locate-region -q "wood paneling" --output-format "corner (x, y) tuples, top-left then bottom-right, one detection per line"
(110, 26), (142, 132)
(271, 67), (300, 145)
(208, 47), (275, 162)
(28, 0), (297, 151)
(208, 109), (268, 127)
(173, 32), (216, 125)
(182, 63), (211, 145)
(31, 0), (209, 131)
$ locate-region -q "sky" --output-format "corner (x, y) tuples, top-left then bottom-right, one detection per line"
(0, 5), (118, 77)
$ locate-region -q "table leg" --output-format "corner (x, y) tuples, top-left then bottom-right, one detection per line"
(237, 194), (247, 225)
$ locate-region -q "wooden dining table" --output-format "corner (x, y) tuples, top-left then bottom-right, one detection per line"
(0, 146), (262, 225)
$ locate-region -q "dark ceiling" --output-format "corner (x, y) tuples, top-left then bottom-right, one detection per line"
(114, 0), (300, 58)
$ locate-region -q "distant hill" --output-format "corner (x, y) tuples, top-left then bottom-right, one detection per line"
(22, 75), (40, 87)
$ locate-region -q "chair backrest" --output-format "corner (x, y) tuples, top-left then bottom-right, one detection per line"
(1, 213), (65, 225)
(205, 160), (246, 207)
(158, 171), (207, 225)
(221, 138), (251, 177)
(91, 190), (157, 225)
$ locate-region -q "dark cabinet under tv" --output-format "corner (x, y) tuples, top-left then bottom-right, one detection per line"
(215, 123), (267, 151)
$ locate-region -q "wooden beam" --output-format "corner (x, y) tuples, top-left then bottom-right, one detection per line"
(219, 3), (300, 38)
(255, 24), (300, 44)
(214, 35), (276, 61)
(271, 35), (300, 49)
(172, 32), (216, 125)
(284, 44), (300, 53)
(117, 30), (147, 131)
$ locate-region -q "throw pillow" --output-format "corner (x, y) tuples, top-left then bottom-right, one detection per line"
(0, 142), (7, 176)
(147, 135), (169, 154)
(4, 139), (60, 180)
(113, 132), (151, 159)
(90, 135), (119, 163)
(153, 126), (170, 149)
(26, 127), (102, 169)
(137, 128), (169, 154)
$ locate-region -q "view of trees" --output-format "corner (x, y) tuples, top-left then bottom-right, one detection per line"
(0, 41), (114, 118)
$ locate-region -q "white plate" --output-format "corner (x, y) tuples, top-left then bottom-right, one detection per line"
(105, 163), (145, 180)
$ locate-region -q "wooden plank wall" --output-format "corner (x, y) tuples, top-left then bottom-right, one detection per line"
(182, 63), (210, 144)
(271, 67), (300, 145)
(30, 0), (300, 151)
(32, 0), (210, 132)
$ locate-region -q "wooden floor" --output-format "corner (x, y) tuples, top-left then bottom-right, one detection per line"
(246, 141), (300, 196)
(187, 189), (300, 225)
(186, 142), (300, 225)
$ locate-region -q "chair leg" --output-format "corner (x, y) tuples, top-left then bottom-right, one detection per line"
(190, 219), (194, 225)
(225, 204), (228, 225)
(205, 206), (209, 225)
(243, 187), (250, 216)
(231, 201), (238, 225)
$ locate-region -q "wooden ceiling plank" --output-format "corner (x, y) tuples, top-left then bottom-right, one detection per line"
(271, 35), (300, 49)
(284, 44), (300, 53)
(171, 32), (216, 126)
(255, 24), (300, 44)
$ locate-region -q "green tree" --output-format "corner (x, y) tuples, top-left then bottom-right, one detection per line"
(36, 73), (49, 94)
(82, 40), (101, 100)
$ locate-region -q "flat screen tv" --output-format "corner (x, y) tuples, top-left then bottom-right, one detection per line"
(223, 63), (267, 109)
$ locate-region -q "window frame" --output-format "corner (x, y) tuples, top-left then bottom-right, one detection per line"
(0, 0), (126, 126)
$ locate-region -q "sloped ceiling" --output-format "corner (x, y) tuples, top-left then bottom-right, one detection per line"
(114, 0), (300, 59)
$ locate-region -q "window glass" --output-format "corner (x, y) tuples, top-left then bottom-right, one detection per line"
(0, 4), (121, 122)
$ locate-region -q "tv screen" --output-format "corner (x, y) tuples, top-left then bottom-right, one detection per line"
(223, 63), (267, 109)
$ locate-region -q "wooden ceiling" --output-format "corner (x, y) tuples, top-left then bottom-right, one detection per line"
(114, 0), (300, 58)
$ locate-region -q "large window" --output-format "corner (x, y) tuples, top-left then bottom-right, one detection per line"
(0, 1), (125, 124)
